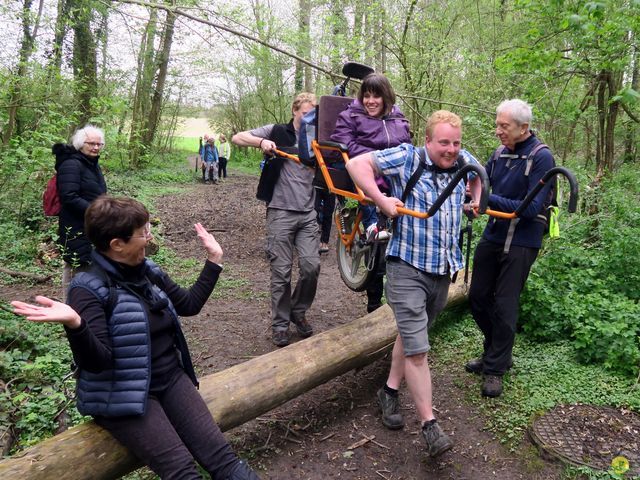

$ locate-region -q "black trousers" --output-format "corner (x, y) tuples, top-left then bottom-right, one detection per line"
(366, 258), (385, 311)
(95, 369), (240, 480)
(314, 188), (335, 244)
(218, 157), (228, 178)
(468, 238), (538, 376)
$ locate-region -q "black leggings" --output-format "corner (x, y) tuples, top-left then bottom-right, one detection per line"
(218, 157), (228, 178)
(95, 369), (239, 480)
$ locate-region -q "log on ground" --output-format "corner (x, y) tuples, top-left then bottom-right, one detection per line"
(0, 281), (469, 479)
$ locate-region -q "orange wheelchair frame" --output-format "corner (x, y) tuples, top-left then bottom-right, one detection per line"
(272, 62), (579, 291)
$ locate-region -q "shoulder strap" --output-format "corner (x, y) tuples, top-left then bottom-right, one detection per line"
(524, 143), (549, 177)
(488, 145), (506, 182)
(400, 147), (427, 203)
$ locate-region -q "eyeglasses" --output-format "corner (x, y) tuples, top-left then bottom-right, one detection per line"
(128, 223), (153, 241)
(84, 142), (105, 148)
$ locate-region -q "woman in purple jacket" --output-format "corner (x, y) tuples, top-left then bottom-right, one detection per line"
(331, 73), (411, 312)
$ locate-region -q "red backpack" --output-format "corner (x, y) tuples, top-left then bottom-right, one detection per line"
(42, 174), (61, 216)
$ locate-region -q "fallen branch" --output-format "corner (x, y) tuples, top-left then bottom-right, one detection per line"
(0, 280), (470, 479)
(347, 434), (374, 450)
(0, 266), (51, 283)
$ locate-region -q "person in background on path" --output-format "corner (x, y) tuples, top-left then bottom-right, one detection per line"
(346, 110), (482, 459)
(315, 188), (334, 254)
(11, 195), (260, 480)
(331, 72), (411, 313)
(466, 99), (555, 398)
(217, 134), (231, 180)
(200, 135), (219, 184)
(231, 93), (320, 348)
(54, 124), (108, 297)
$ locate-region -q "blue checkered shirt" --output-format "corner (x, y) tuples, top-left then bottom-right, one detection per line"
(373, 144), (479, 276)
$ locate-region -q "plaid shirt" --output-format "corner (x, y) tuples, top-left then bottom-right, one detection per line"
(373, 144), (479, 276)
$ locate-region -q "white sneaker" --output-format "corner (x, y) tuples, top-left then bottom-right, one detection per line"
(366, 224), (390, 243)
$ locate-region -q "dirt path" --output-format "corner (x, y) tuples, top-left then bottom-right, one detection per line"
(151, 165), (563, 480)
(2, 160), (564, 479)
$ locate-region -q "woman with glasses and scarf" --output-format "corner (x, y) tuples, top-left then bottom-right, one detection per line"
(11, 195), (260, 480)
(53, 124), (108, 293)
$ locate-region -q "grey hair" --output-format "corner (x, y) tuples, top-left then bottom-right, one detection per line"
(71, 125), (105, 150)
(496, 99), (532, 126)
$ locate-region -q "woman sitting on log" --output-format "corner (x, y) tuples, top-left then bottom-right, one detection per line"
(11, 195), (260, 480)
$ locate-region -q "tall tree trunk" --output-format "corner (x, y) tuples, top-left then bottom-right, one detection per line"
(624, 41), (639, 164)
(129, 8), (158, 167)
(48, 0), (70, 77)
(2, 0), (42, 145)
(143, 7), (176, 147)
(295, 0), (311, 92)
(96, 6), (109, 85)
(70, 0), (98, 127)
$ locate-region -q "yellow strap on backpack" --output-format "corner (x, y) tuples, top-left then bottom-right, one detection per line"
(548, 206), (560, 238)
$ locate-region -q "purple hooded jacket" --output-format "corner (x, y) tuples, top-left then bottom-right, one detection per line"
(330, 99), (411, 157)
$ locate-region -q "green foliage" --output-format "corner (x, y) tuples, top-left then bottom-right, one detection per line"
(0, 308), (85, 450)
(520, 164), (640, 376)
(563, 464), (633, 480)
(170, 136), (200, 153)
(433, 315), (640, 452)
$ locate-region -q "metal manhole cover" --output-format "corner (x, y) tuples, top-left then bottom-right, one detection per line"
(530, 404), (640, 476)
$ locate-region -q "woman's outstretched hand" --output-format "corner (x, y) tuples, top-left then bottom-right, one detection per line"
(11, 296), (82, 329)
(195, 223), (223, 264)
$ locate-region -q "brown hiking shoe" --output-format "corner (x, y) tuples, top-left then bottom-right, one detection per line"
(422, 420), (453, 457)
(376, 388), (404, 430)
(271, 330), (290, 347)
(291, 317), (313, 338)
(481, 374), (503, 397)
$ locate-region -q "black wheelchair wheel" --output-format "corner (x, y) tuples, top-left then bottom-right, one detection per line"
(335, 207), (381, 292)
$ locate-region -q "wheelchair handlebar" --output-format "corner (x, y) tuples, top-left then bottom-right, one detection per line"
(395, 162), (490, 219)
(274, 149), (303, 163)
(484, 166), (579, 219)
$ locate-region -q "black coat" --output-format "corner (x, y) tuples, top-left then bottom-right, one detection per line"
(53, 143), (107, 265)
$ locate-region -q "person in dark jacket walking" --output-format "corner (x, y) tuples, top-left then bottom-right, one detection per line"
(54, 125), (107, 294)
(11, 195), (260, 480)
(466, 99), (555, 398)
(331, 73), (411, 313)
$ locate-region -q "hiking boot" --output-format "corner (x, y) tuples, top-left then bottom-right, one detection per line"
(464, 358), (483, 374)
(422, 420), (453, 457)
(291, 317), (313, 338)
(481, 374), (503, 398)
(367, 303), (383, 313)
(465, 357), (514, 375)
(376, 388), (404, 430)
(271, 330), (290, 347)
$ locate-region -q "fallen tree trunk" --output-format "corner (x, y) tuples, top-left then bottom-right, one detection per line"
(0, 281), (469, 479)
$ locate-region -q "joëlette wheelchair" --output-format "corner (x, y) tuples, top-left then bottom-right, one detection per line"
(276, 62), (491, 291)
(275, 62), (579, 292)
